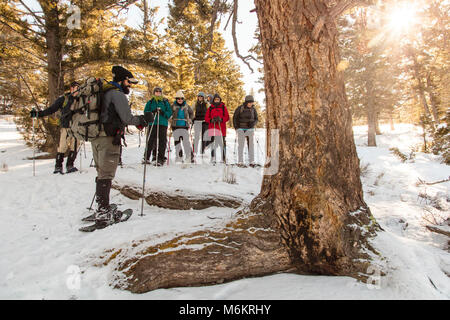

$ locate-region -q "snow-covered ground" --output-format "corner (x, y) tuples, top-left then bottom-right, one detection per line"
(0, 116), (448, 300)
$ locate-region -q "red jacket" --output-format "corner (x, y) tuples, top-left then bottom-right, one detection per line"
(205, 103), (230, 137)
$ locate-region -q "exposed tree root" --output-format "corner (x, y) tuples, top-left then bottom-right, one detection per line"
(110, 208), (293, 294)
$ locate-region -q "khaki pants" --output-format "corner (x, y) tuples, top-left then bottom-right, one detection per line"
(57, 128), (80, 154)
(91, 136), (120, 180)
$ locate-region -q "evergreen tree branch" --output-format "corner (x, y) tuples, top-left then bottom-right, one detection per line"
(18, 0), (45, 27)
(0, 18), (46, 49)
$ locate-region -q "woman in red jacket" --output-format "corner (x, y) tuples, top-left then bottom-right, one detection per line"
(205, 93), (230, 163)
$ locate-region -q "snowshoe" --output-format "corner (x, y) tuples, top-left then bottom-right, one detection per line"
(79, 209), (133, 232)
(66, 166), (78, 174)
(82, 204), (118, 222)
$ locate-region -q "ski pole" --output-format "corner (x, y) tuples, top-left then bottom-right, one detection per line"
(255, 135), (265, 162)
(87, 191), (96, 211)
(156, 112), (160, 166)
(32, 116), (36, 177)
(138, 130), (142, 148)
(141, 120), (156, 217)
(167, 132), (171, 166)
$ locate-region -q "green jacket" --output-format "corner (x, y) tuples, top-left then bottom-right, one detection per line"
(144, 97), (172, 127)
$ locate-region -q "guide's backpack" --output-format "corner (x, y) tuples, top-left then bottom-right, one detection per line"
(68, 77), (116, 142)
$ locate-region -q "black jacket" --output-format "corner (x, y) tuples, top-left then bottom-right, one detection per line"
(194, 101), (208, 121)
(233, 104), (258, 129)
(38, 94), (74, 128)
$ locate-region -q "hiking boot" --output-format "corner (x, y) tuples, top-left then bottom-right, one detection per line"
(66, 166), (78, 173)
(53, 166), (63, 174)
(54, 153), (64, 174)
(94, 205), (118, 228)
(237, 163), (247, 168)
(156, 160), (165, 167)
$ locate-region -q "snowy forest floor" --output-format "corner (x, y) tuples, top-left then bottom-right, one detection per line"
(0, 115), (449, 300)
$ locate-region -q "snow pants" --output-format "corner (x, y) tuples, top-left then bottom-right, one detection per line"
(237, 129), (255, 164)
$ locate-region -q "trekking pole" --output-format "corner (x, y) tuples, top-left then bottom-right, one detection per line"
(141, 121), (156, 217)
(255, 135), (265, 163)
(167, 131), (171, 166)
(79, 143), (83, 172)
(87, 191), (96, 211)
(156, 112), (160, 166)
(32, 116), (36, 177)
(138, 130), (142, 148)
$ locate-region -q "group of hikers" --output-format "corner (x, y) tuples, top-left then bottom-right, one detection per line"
(30, 66), (260, 229)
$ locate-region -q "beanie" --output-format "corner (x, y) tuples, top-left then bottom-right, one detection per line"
(175, 90), (185, 99)
(112, 66), (138, 84)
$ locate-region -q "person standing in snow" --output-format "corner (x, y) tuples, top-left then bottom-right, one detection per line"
(30, 81), (81, 174)
(171, 90), (194, 163)
(143, 87), (172, 166)
(205, 93), (230, 164)
(193, 92), (210, 155)
(91, 66), (152, 227)
(233, 95), (259, 167)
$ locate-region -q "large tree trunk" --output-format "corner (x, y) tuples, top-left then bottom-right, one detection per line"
(40, 0), (65, 153)
(108, 0), (380, 293)
(253, 0), (378, 275)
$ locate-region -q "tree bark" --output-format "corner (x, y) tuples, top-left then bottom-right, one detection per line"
(253, 0), (378, 275)
(107, 0), (380, 293)
(40, 0), (65, 153)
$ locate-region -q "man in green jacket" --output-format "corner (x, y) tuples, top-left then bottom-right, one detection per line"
(143, 87), (173, 166)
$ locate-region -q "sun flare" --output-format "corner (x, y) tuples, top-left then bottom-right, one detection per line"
(387, 4), (418, 34)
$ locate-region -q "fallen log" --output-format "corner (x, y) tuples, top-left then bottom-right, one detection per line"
(112, 184), (244, 210)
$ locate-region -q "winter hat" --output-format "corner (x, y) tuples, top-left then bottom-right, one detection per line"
(197, 92), (206, 98)
(245, 95), (255, 103)
(70, 81), (80, 88)
(213, 93), (222, 102)
(207, 94), (214, 101)
(175, 90), (185, 99)
(153, 87), (163, 94)
(112, 66), (138, 84)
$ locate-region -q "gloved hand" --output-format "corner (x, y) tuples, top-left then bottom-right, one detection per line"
(137, 115), (147, 128)
(144, 112), (154, 123)
(30, 109), (39, 118)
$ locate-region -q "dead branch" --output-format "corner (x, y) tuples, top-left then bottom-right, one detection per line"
(426, 226), (450, 238)
(416, 176), (450, 186)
